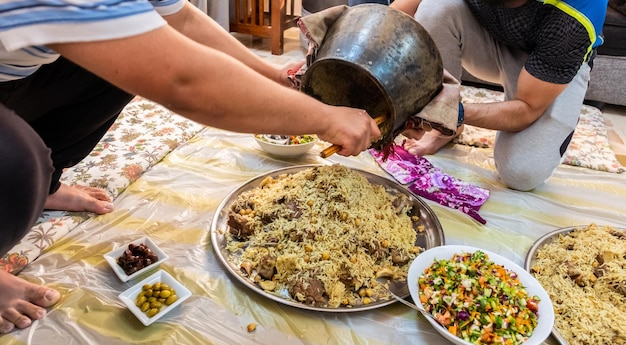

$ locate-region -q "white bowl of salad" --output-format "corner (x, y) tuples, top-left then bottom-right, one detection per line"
(254, 134), (318, 158)
(407, 245), (554, 345)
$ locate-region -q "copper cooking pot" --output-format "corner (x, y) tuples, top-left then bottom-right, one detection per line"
(301, 4), (443, 149)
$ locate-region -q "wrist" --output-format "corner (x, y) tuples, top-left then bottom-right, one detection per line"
(457, 102), (464, 127)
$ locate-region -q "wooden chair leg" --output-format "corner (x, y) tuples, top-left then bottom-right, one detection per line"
(270, 0), (285, 55)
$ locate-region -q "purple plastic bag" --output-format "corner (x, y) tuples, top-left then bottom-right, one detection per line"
(370, 144), (490, 224)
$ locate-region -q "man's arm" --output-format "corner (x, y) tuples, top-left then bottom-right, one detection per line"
(161, 2), (289, 86)
(49, 11), (380, 156)
(464, 67), (568, 131)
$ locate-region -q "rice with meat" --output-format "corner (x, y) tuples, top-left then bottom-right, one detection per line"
(530, 224), (626, 345)
(225, 164), (422, 308)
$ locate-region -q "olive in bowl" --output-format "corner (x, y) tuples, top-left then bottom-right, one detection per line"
(119, 270), (191, 326)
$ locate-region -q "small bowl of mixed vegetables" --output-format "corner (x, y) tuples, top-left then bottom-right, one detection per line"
(254, 134), (318, 158)
(407, 245), (554, 345)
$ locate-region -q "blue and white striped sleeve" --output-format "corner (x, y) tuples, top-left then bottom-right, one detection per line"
(149, 0), (186, 16)
(0, 0), (175, 52)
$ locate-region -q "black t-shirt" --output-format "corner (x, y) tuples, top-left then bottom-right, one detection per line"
(465, 0), (593, 84)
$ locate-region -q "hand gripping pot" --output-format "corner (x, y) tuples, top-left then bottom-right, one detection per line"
(301, 4), (443, 150)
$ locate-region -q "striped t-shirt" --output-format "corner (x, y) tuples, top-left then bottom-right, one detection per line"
(0, 0), (184, 81)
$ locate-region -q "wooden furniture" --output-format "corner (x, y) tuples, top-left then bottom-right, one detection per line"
(230, 0), (300, 55)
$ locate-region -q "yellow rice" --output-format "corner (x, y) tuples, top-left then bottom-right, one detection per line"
(225, 164), (421, 308)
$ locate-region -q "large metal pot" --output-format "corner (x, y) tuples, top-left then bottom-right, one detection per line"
(301, 4), (443, 149)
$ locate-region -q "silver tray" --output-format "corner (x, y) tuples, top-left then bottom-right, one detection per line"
(210, 164), (445, 312)
(524, 225), (626, 345)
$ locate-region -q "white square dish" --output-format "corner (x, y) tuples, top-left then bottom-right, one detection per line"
(104, 237), (169, 282)
(119, 269), (192, 326)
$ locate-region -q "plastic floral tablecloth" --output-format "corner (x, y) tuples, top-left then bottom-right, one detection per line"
(2, 94), (625, 345)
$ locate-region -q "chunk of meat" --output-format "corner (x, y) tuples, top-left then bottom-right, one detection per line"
(227, 212), (254, 240)
(391, 194), (412, 215)
(391, 248), (410, 265)
(257, 254), (276, 280)
(290, 276), (326, 306)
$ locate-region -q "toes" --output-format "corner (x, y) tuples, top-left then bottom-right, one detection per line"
(32, 287), (61, 308)
(0, 317), (15, 334)
(77, 186), (111, 202)
(95, 200), (114, 214)
(3, 308), (37, 329)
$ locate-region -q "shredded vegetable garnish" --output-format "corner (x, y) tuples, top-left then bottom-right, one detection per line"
(418, 251), (540, 345)
(255, 134), (317, 145)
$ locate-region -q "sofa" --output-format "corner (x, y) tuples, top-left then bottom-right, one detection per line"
(584, 2), (626, 107)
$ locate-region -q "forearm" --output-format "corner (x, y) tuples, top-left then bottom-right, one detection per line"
(163, 2), (283, 84)
(390, 0), (422, 16)
(52, 28), (332, 136)
(463, 101), (538, 132)
(464, 69), (568, 132)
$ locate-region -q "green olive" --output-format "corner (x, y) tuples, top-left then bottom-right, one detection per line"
(146, 308), (159, 318)
(135, 296), (147, 307)
(165, 295), (178, 305)
(134, 281), (182, 317)
(140, 302), (150, 312)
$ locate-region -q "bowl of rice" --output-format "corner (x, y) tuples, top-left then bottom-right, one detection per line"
(254, 134), (318, 158)
(408, 245), (554, 345)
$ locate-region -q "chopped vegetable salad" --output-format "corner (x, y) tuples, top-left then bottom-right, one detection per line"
(418, 251), (540, 345)
(255, 134), (317, 145)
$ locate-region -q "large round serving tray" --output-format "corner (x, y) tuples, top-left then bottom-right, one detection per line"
(210, 164), (445, 312)
(524, 225), (626, 345)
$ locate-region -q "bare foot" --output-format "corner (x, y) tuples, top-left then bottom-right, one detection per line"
(402, 126), (463, 156)
(0, 270), (61, 333)
(44, 183), (114, 214)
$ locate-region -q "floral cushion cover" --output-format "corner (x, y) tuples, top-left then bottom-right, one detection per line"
(0, 97), (205, 274)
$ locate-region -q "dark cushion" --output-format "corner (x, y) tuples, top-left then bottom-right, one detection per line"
(609, 0), (626, 16)
(302, 0), (348, 13)
(598, 6), (626, 56)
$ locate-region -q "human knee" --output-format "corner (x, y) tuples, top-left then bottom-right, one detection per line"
(0, 106), (52, 255)
(495, 160), (553, 192)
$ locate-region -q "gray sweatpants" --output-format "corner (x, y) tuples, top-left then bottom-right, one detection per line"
(415, 0), (591, 191)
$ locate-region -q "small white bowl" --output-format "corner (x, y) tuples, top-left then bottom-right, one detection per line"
(254, 134), (318, 158)
(104, 237), (169, 282)
(119, 269), (192, 326)
(407, 245), (554, 345)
